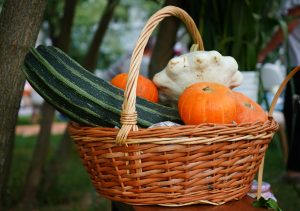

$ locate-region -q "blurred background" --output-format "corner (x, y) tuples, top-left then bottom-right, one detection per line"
(1, 0), (299, 210)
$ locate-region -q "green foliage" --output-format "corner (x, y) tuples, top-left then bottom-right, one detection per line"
(69, 0), (161, 69)
(44, 0), (65, 39)
(75, 0), (106, 26)
(253, 197), (282, 211)
(196, 0), (283, 70)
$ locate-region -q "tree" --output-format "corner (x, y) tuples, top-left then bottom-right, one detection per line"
(149, 0), (282, 75)
(184, 0), (282, 70)
(84, 0), (120, 71)
(19, 0), (78, 208)
(18, 0), (120, 207)
(0, 0), (47, 207)
(148, 0), (183, 78)
(41, 0), (120, 196)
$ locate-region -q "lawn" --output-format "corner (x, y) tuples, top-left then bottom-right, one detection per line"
(264, 135), (300, 211)
(7, 134), (111, 211)
(6, 129), (300, 210)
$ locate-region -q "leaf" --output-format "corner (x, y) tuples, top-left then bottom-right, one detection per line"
(252, 197), (282, 211)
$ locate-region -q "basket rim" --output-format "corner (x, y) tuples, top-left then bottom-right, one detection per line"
(68, 117), (278, 145)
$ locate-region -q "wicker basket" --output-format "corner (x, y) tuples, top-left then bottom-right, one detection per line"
(68, 6), (283, 206)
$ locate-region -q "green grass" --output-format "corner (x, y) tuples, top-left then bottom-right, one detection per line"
(17, 115), (32, 125)
(6, 132), (300, 210)
(264, 133), (300, 211)
(7, 135), (110, 211)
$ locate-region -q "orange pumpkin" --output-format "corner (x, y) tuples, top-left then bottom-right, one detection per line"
(233, 91), (267, 123)
(111, 73), (159, 103)
(178, 82), (237, 125)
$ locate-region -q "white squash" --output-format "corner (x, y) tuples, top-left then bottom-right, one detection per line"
(153, 50), (243, 103)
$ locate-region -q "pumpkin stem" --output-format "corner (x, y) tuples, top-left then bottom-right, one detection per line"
(244, 102), (254, 109)
(202, 86), (213, 92)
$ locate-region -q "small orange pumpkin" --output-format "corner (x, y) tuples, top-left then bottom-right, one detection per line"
(111, 73), (159, 103)
(233, 91), (267, 123)
(178, 82), (237, 125)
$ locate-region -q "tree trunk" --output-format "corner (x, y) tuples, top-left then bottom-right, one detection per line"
(148, 0), (183, 79)
(41, 0), (120, 195)
(18, 0), (77, 208)
(55, 0), (77, 53)
(83, 0), (120, 71)
(0, 131), (14, 207)
(0, 0), (47, 207)
(19, 103), (55, 208)
(41, 129), (72, 194)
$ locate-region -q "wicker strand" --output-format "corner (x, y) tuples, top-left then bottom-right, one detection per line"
(257, 156), (265, 199)
(116, 6), (204, 144)
(120, 112), (138, 125)
(269, 65), (300, 116)
(116, 112), (138, 145)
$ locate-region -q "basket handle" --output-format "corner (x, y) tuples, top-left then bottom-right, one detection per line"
(116, 6), (204, 144)
(257, 65), (300, 199)
(268, 65), (300, 116)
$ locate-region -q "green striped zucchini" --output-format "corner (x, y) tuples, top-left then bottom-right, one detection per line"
(42, 46), (178, 117)
(22, 46), (182, 127)
(22, 64), (112, 127)
(23, 54), (115, 127)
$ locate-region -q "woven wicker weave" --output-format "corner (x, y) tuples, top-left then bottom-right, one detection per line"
(68, 6), (284, 206)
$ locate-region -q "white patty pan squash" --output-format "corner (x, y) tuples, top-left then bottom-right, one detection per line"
(153, 50), (243, 103)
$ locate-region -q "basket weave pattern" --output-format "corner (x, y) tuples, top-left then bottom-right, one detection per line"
(69, 6), (280, 206)
(70, 120), (278, 205)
